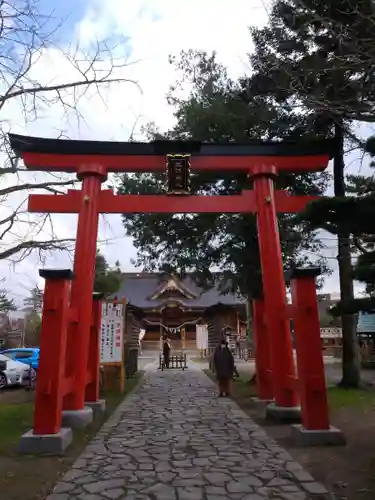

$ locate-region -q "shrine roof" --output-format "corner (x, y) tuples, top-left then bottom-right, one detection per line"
(9, 133), (337, 158)
(112, 272), (245, 309)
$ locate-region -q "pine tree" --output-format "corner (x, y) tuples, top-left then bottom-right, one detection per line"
(23, 286), (43, 313)
(246, 0), (375, 387)
(119, 50), (329, 298)
(0, 288), (16, 312)
(94, 251), (122, 297)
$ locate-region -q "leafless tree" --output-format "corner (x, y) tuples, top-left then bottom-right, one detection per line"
(0, 0), (140, 263)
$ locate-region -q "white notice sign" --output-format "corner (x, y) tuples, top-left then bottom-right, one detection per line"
(100, 302), (124, 363)
(196, 324), (208, 350)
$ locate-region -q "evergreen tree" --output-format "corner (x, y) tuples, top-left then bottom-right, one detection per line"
(0, 287), (16, 312)
(246, 0), (375, 387)
(23, 286), (43, 313)
(94, 251), (122, 297)
(303, 171), (375, 315)
(119, 50), (329, 298)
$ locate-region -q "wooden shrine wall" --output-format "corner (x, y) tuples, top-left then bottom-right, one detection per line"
(124, 305), (142, 377)
(204, 308), (238, 349)
(125, 306), (142, 348)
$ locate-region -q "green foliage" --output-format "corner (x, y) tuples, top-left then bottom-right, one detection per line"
(0, 289), (16, 312)
(94, 251), (122, 297)
(299, 193), (375, 236)
(119, 50), (330, 296)
(302, 172), (375, 311)
(249, 0), (375, 332)
(330, 297), (375, 316)
(248, 0), (375, 126)
(23, 286), (43, 313)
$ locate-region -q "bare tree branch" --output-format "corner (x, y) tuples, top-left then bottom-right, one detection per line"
(0, 0), (141, 266)
(0, 238), (76, 262)
(0, 179), (75, 197)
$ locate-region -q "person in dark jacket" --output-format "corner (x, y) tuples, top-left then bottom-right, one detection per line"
(213, 339), (235, 397)
(163, 337), (171, 368)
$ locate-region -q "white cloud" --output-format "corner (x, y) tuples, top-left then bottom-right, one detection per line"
(0, 0), (370, 303)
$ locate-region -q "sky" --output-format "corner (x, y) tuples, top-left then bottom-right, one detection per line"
(0, 0), (372, 305)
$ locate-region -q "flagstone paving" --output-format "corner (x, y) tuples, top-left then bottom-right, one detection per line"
(47, 363), (329, 500)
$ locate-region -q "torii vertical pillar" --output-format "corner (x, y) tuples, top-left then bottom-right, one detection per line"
(252, 169), (301, 422)
(62, 164), (107, 427)
(289, 267), (345, 446)
(19, 269), (74, 455)
(85, 292), (106, 416)
(251, 298), (273, 403)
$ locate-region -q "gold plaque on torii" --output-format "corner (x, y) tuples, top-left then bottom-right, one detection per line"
(166, 154), (191, 195)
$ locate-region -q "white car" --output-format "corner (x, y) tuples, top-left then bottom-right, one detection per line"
(0, 353), (35, 389)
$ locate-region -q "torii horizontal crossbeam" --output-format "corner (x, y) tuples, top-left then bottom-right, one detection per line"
(28, 189), (319, 214)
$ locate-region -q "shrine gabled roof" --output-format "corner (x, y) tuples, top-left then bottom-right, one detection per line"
(9, 133), (337, 158)
(112, 272), (245, 309)
(148, 274), (197, 300)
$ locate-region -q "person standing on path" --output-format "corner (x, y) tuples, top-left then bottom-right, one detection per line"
(236, 333), (241, 358)
(163, 336), (171, 368)
(213, 338), (235, 397)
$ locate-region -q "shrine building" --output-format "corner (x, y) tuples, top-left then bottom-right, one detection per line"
(115, 272), (247, 351)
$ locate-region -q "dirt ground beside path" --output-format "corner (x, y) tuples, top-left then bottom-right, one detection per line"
(292, 406), (375, 499)
(280, 392), (375, 500)
(0, 374), (143, 500)
(206, 371), (375, 500)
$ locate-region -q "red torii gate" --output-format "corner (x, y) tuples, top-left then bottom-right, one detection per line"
(9, 134), (334, 439)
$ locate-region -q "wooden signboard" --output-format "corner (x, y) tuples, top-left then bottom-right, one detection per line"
(100, 300), (126, 392)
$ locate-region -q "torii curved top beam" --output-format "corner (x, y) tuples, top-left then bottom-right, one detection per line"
(8, 133), (337, 174)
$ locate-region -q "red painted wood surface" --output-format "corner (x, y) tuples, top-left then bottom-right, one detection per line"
(63, 175), (102, 411)
(33, 275), (71, 435)
(290, 272), (330, 430)
(254, 176), (299, 408)
(28, 189), (319, 214)
(25, 145), (332, 433)
(252, 299), (273, 401)
(85, 295), (102, 403)
(22, 151), (330, 173)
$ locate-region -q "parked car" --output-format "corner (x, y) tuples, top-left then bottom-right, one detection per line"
(1, 347), (40, 370)
(0, 353), (36, 389)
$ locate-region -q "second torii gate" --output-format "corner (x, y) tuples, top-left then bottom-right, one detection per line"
(9, 134), (334, 420)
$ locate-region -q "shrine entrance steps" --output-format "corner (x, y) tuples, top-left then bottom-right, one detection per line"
(46, 363), (329, 500)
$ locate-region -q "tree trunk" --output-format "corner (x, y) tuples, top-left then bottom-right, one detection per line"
(334, 121), (361, 388)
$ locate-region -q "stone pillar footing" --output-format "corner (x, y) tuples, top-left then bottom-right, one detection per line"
(266, 402), (302, 424)
(85, 399), (106, 416)
(250, 397), (273, 408)
(291, 424), (346, 447)
(61, 407), (93, 429)
(19, 428), (72, 455)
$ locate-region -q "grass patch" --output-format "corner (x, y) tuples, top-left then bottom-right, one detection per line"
(0, 371), (144, 500)
(0, 402), (34, 454)
(204, 368), (375, 411)
(190, 357), (209, 363)
(328, 386), (375, 410)
(203, 369), (257, 400)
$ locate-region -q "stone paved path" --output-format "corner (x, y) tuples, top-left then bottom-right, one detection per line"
(47, 364), (329, 500)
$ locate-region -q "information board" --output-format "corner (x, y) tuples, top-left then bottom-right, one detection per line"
(357, 311), (375, 334)
(320, 328), (342, 338)
(100, 302), (124, 364)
